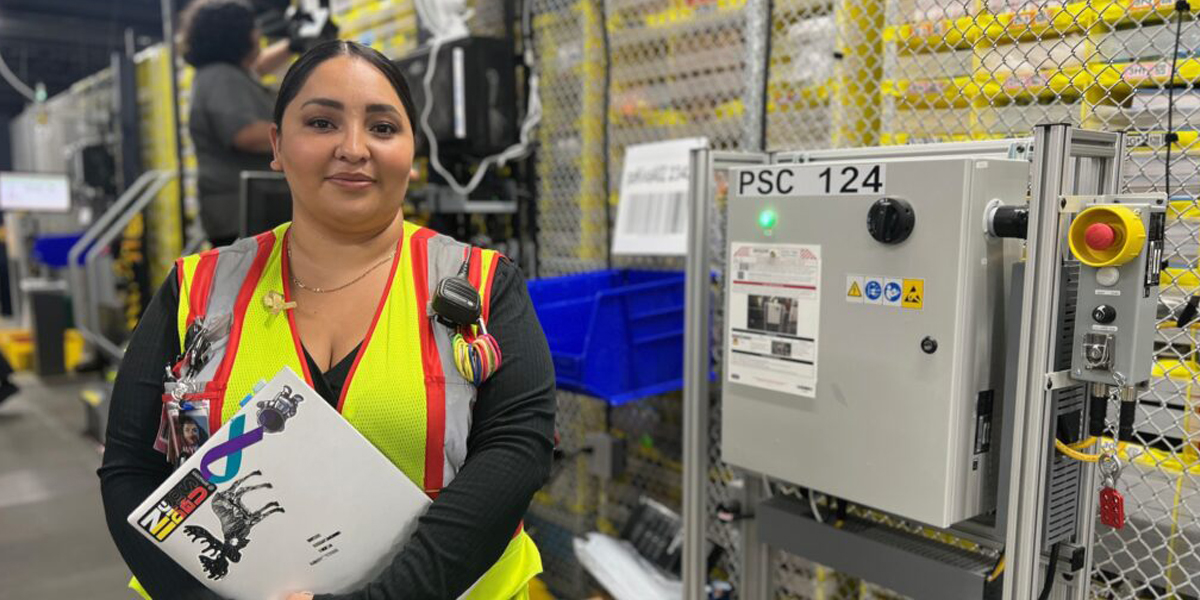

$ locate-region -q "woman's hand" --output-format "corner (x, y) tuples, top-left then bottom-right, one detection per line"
(285, 593), (314, 600)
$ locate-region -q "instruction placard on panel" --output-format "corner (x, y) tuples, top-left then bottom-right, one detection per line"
(727, 243), (820, 397)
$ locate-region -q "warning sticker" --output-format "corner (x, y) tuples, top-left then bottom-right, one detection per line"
(902, 279), (924, 310)
(727, 243), (820, 398)
(850, 274), (925, 310)
(846, 275), (864, 303)
(863, 277), (884, 305)
(883, 279), (903, 307)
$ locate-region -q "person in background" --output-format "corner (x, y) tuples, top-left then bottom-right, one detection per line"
(181, 0), (331, 247)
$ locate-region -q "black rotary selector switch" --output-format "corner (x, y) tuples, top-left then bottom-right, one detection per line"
(867, 197), (915, 244)
(1092, 304), (1117, 325)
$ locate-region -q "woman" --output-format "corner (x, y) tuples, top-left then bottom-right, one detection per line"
(176, 415), (208, 462)
(182, 0), (296, 247)
(100, 40), (556, 600)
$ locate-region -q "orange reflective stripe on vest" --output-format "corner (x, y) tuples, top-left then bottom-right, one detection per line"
(408, 226), (446, 494)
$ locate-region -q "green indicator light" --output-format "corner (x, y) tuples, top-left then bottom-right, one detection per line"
(758, 209), (777, 230)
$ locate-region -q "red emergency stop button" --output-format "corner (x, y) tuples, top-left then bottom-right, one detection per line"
(1068, 205), (1145, 267)
(1084, 223), (1117, 251)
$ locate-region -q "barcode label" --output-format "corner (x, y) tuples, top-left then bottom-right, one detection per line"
(618, 191), (688, 237)
(612, 137), (707, 256)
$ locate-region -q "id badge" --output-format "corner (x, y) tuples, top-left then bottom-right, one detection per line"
(158, 392), (212, 469)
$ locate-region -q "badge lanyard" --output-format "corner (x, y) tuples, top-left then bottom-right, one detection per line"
(156, 314), (231, 468)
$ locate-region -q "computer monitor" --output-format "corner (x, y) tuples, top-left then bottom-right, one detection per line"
(240, 171), (292, 237)
(0, 172), (70, 212)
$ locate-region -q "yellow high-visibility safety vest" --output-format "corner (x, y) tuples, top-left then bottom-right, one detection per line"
(129, 221), (541, 599)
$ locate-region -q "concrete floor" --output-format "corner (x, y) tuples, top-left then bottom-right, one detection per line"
(0, 373), (134, 600)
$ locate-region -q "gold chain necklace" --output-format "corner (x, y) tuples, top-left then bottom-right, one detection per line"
(287, 243), (395, 294)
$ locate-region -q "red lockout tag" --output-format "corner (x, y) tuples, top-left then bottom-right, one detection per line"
(1099, 486), (1126, 529)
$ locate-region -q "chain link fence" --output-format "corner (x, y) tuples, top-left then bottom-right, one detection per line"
(527, 0), (1200, 598)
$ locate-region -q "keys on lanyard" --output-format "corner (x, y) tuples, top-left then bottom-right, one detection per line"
(1098, 451), (1125, 529)
(157, 314), (231, 467)
(176, 314), (231, 382)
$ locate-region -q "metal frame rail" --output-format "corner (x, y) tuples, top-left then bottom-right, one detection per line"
(1004, 125), (1124, 600)
(683, 147), (770, 600)
(68, 169), (174, 361)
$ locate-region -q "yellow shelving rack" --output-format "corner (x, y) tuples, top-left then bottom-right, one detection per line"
(134, 45), (185, 290)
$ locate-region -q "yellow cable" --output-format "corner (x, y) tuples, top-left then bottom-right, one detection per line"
(1055, 438), (1101, 462)
(987, 555), (1006, 583)
(1070, 436), (1098, 450)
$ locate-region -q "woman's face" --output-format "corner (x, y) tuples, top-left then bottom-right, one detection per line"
(182, 421), (200, 445)
(270, 55), (414, 235)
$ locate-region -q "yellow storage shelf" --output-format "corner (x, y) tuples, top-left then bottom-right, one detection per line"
(642, 0), (746, 28)
(983, 0), (1110, 42)
(0, 328), (83, 372)
(882, 132), (1003, 145)
(1127, 436), (1200, 474)
(1101, 0), (1200, 27)
(883, 76), (979, 109)
(714, 98), (745, 120)
(1126, 129), (1200, 154)
(884, 15), (989, 52)
(978, 66), (1093, 102)
(1164, 267), (1200, 289)
(1171, 199), (1200, 217)
(767, 78), (833, 111)
(1091, 58), (1200, 93)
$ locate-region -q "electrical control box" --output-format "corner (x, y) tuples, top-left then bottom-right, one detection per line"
(721, 157), (1028, 528)
(1067, 197), (1166, 387)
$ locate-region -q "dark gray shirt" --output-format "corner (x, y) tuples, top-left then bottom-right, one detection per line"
(189, 63), (274, 241)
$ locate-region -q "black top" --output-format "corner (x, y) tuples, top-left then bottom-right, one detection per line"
(99, 257), (556, 599)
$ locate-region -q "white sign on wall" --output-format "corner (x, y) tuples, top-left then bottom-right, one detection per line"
(612, 137), (708, 256)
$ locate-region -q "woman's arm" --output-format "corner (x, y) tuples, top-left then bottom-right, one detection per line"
(317, 259), (557, 600)
(98, 268), (224, 599)
(253, 39), (295, 77)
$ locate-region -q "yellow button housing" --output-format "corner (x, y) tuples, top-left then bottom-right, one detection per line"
(1068, 205), (1146, 267)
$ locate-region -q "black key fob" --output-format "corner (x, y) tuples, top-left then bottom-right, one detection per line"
(432, 276), (481, 327)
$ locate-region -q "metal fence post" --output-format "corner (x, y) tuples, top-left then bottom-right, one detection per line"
(683, 147), (714, 600)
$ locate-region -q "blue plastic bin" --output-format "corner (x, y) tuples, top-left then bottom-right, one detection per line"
(526, 269), (687, 405)
(32, 233), (85, 268)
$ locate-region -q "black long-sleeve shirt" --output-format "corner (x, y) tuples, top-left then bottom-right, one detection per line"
(99, 257), (556, 599)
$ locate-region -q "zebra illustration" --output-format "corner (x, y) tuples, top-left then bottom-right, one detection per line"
(184, 470), (284, 580)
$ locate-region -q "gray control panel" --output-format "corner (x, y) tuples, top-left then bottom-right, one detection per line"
(1068, 197), (1166, 386)
(720, 157), (1027, 528)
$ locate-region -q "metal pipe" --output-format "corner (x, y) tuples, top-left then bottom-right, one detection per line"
(741, 0), (770, 152)
(682, 147), (713, 600)
(739, 474), (771, 598)
(161, 0), (188, 247)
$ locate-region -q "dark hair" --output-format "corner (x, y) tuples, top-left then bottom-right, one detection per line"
(181, 0), (257, 68)
(179, 416), (208, 444)
(273, 40), (418, 136)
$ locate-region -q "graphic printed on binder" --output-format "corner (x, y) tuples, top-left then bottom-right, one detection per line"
(145, 386), (306, 579)
(184, 470), (286, 580)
